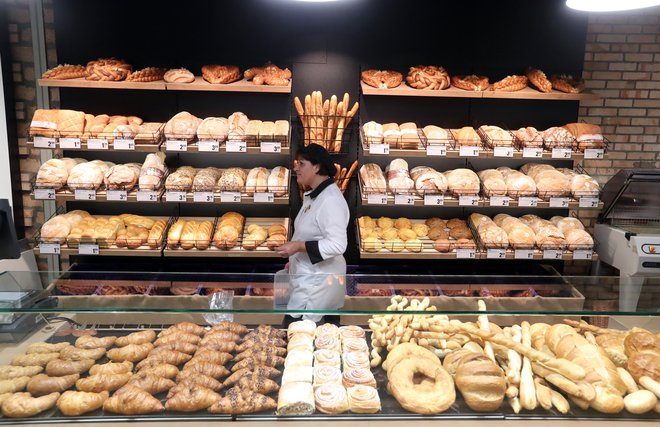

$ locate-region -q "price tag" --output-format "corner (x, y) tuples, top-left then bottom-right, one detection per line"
(424, 194), (444, 206)
(87, 138), (109, 150)
(79, 244), (100, 255)
(518, 196), (538, 207)
(369, 143), (390, 155)
(221, 192), (241, 203)
(543, 249), (563, 260)
(166, 191), (187, 202)
(59, 137), (81, 149)
(193, 192), (214, 203)
(137, 190), (158, 202)
(493, 146), (514, 157)
(459, 195), (480, 206)
(33, 136), (56, 148)
(523, 147), (543, 158)
(114, 138), (135, 150)
(39, 243), (60, 254)
(487, 248), (507, 259)
(74, 189), (96, 201)
(456, 248), (476, 259)
(106, 190), (128, 201)
(367, 193), (388, 205)
(34, 188), (55, 200)
(550, 197), (570, 208)
(579, 197), (600, 208)
(552, 148), (572, 159)
(489, 196), (510, 207)
(426, 145), (447, 156)
(584, 148), (605, 160)
(260, 142), (282, 153)
(573, 249), (594, 260)
(198, 139), (220, 152)
(459, 146), (480, 157)
(226, 140), (247, 153)
(254, 192), (275, 203)
(394, 194), (415, 205)
(166, 139), (187, 152)
(514, 249), (535, 259)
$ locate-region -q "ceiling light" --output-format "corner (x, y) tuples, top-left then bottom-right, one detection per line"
(566, 0), (660, 12)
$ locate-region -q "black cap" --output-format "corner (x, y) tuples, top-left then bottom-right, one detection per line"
(296, 143), (336, 177)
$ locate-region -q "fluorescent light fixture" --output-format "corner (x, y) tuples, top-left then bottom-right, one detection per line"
(566, 0), (660, 11)
(291, 0), (341, 2)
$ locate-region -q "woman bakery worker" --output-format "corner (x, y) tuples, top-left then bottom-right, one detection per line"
(276, 143), (350, 327)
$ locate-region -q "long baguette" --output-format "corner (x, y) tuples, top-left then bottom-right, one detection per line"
(294, 96), (308, 143)
(520, 321), (538, 410)
(341, 160), (358, 193)
(326, 95), (338, 148)
(333, 100), (347, 153)
(304, 95), (312, 145)
(345, 101), (360, 128)
(322, 99), (330, 144)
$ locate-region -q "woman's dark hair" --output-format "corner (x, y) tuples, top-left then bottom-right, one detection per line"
(295, 143), (336, 177)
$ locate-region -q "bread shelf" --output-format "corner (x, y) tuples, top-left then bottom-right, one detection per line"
(360, 81), (599, 101)
(27, 140), (161, 152)
(33, 246), (163, 257)
(162, 191), (289, 205)
(38, 78), (166, 90)
(170, 141), (290, 155)
(34, 188), (163, 203)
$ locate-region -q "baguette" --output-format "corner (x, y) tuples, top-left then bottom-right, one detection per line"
(167, 219), (186, 249)
(326, 95), (338, 148)
(304, 95), (312, 144)
(195, 221), (213, 250)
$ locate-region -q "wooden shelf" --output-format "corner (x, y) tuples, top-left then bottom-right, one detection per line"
(361, 81), (599, 101)
(359, 249), (483, 259)
(172, 142), (290, 155)
(27, 140), (161, 152)
(162, 191), (289, 205)
(38, 78), (166, 90)
(34, 246), (162, 257)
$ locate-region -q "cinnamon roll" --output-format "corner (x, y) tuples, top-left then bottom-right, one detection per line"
(313, 349), (341, 368)
(314, 323), (340, 339)
(347, 385), (381, 413)
(342, 352), (371, 371)
(314, 335), (341, 352)
(342, 368), (377, 388)
(342, 338), (369, 354)
(314, 384), (349, 414)
(313, 365), (343, 388)
(339, 326), (366, 341)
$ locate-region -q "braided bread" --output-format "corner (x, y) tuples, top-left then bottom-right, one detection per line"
(451, 74), (489, 91)
(126, 67), (165, 82)
(550, 74), (585, 93)
(361, 69), (403, 89)
(406, 65), (450, 90)
(202, 64), (241, 84)
(526, 68), (552, 93)
(85, 59), (132, 81)
(42, 64), (86, 80)
(491, 75), (528, 92)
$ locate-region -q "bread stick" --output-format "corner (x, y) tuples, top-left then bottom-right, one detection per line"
(520, 321), (538, 410)
(326, 95), (338, 147)
(304, 95), (312, 145)
(322, 99), (330, 144)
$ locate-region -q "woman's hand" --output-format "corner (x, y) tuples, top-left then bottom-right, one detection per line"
(276, 241), (305, 258)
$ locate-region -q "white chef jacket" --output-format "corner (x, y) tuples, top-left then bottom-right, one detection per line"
(287, 178), (349, 321)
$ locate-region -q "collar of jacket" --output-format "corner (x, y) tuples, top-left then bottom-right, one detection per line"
(307, 177), (334, 199)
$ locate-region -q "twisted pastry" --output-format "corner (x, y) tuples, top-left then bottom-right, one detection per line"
(526, 68), (552, 93)
(85, 58), (132, 81)
(42, 64), (86, 80)
(314, 384), (349, 414)
(243, 63), (291, 86)
(201, 64), (241, 84)
(492, 75), (528, 92)
(406, 65), (451, 90)
(550, 74), (585, 93)
(126, 67), (165, 82)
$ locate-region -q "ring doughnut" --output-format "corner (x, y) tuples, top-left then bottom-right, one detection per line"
(389, 356), (455, 414)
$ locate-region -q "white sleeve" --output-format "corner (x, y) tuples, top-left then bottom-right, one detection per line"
(315, 195), (349, 261)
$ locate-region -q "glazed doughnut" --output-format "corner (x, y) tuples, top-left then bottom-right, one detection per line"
(389, 356), (456, 414)
(361, 69), (404, 89)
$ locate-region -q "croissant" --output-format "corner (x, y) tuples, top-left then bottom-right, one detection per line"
(75, 335), (117, 349)
(103, 385), (164, 414)
(165, 384), (221, 412)
(75, 372), (132, 393)
(0, 365), (43, 379)
(150, 341), (198, 355)
(182, 361), (230, 380)
(231, 354), (285, 372)
(255, 324), (287, 339)
(2, 392), (60, 417)
(126, 372), (175, 394)
(27, 373), (79, 396)
(88, 361), (133, 376)
(187, 351), (233, 366)
(12, 353), (60, 367)
(235, 346), (287, 362)
(173, 372), (223, 393)
(200, 331), (241, 345)
(0, 376), (30, 394)
(210, 321), (249, 335)
(57, 390), (109, 416)
(159, 322), (206, 337)
(26, 342), (70, 354)
(135, 351), (192, 370)
(234, 374), (280, 394)
(198, 339), (238, 353)
(136, 363), (179, 379)
(237, 337), (286, 352)
(60, 346), (106, 361)
(46, 358), (94, 376)
(107, 343), (153, 363)
(154, 333), (201, 346)
(115, 330), (156, 347)
(224, 367), (281, 387)
(208, 388), (277, 414)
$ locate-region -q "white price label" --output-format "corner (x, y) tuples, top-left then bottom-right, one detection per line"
(59, 137), (81, 149)
(489, 196), (510, 207)
(518, 196), (538, 207)
(33, 136), (56, 148)
(254, 192), (275, 203)
(198, 139), (220, 152)
(193, 192), (214, 203)
(523, 147), (543, 158)
(579, 197), (600, 208)
(87, 138), (109, 150)
(114, 138), (135, 150)
(220, 192), (241, 203)
(394, 194), (415, 205)
(74, 189), (96, 201)
(487, 248), (507, 259)
(166, 191), (187, 202)
(260, 142), (282, 153)
(550, 197), (570, 208)
(514, 249), (535, 259)
(369, 143), (390, 155)
(166, 139), (187, 152)
(34, 188), (55, 200)
(459, 195), (480, 206)
(584, 148), (605, 159)
(226, 140), (247, 153)
(493, 146), (514, 157)
(39, 243), (60, 254)
(424, 194), (444, 206)
(573, 249), (594, 260)
(106, 190), (128, 201)
(79, 244), (100, 255)
(426, 145), (447, 156)
(456, 248), (476, 259)
(367, 193), (388, 205)
(137, 190), (158, 202)
(543, 249), (563, 260)
(459, 146), (480, 157)
(552, 148), (572, 159)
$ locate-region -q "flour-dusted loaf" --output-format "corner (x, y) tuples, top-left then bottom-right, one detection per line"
(245, 167), (270, 196)
(268, 166), (289, 196)
(477, 169), (507, 196)
(196, 117), (228, 141)
(445, 168), (480, 195)
(409, 166), (447, 195)
(385, 158), (414, 193)
(36, 158), (84, 190)
(362, 121), (383, 146)
(228, 112), (249, 141)
(164, 68), (195, 83)
(104, 163), (141, 190)
(138, 152), (167, 190)
(67, 160), (113, 190)
(164, 112), (202, 140)
(359, 164), (386, 194)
